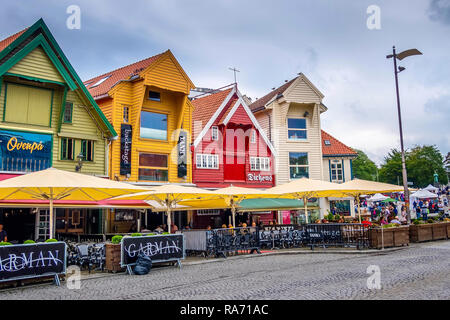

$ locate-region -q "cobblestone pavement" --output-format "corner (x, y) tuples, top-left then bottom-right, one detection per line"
(1, 241), (449, 300)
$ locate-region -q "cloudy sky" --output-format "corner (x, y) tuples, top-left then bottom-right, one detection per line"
(1, 0), (449, 164)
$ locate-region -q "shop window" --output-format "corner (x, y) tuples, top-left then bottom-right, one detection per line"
(211, 126), (219, 141)
(123, 106), (129, 123)
(140, 111), (167, 140)
(61, 138), (74, 160)
(148, 90), (161, 102)
(330, 160), (343, 183)
(196, 154), (219, 169)
(289, 152), (309, 179)
(4, 82), (52, 126)
(63, 102), (73, 123)
(287, 118), (307, 140)
(81, 140), (94, 161)
(138, 153), (168, 181)
(114, 210), (137, 221)
(250, 157), (270, 171)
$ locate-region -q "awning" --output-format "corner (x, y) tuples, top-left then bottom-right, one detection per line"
(237, 198), (316, 212)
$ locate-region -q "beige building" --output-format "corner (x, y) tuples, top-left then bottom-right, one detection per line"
(250, 74), (358, 220)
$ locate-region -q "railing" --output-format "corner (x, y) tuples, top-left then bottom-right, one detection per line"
(206, 227), (260, 258)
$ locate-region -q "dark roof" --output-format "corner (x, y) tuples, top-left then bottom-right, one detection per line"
(249, 77), (298, 111)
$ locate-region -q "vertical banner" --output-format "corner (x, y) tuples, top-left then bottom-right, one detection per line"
(120, 124), (132, 176)
(177, 130), (187, 178)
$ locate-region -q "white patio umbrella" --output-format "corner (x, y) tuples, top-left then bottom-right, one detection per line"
(423, 184), (439, 193)
(367, 193), (389, 202)
(410, 189), (438, 199)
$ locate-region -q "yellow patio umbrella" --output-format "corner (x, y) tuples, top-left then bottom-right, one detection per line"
(0, 168), (149, 238)
(340, 179), (411, 223)
(266, 178), (349, 224)
(111, 184), (216, 233)
(211, 186), (273, 227)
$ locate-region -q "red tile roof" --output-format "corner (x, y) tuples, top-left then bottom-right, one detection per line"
(321, 130), (357, 156)
(0, 28), (28, 53)
(249, 76), (297, 111)
(84, 52), (164, 98)
(191, 87), (234, 138)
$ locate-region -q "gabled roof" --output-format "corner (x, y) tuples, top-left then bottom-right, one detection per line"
(249, 77), (297, 112)
(0, 18), (117, 137)
(0, 28), (28, 52)
(321, 130), (357, 157)
(83, 53), (164, 98)
(191, 84), (275, 154)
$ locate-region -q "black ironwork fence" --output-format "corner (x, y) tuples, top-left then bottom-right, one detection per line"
(206, 227), (260, 258)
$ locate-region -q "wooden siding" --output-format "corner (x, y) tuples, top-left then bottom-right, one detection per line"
(144, 55), (190, 94)
(7, 47), (65, 83)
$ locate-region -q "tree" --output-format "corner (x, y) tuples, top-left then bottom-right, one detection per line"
(378, 149), (403, 185)
(378, 145), (448, 187)
(351, 149), (378, 181)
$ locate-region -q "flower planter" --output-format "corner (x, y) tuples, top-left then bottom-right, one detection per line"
(369, 226), (409, 249)
(409, 224), (433, 242)
(431, 222), (448, 241)
(105, 243), (124, 273)
(447, 223), (450, 239)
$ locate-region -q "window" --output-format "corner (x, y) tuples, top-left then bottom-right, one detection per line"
(4, 83), (52, 126)
(196, 209), (221, 216)
(251, 129), (256, 143)
(324, 140), (331, 146)
(81, 140), (94, 161)
(123, 106), (129, 123)
(250, 157), (270, 171)
(330, 160), (343, 183)
(138, 153), (168, 181)
(90, 75), (111, 88)
(211, 126), (219, 141)
(148, 91), (161, 102)
(61, 138), (74, 160)
(140, 111), (167, 140)
(287, 118), (307, 140)
(63, 102), (73, 123)
(289, 152), (309, 179)
(196, 154), (219, 169)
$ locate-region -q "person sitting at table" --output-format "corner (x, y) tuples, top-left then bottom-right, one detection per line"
(154, 225), (164, 233)
(171, 224), (178, 233)
(206, 225), (211, 231)
(0, 224), (7, 242)
(390, 216), (401, 225)
(221, 224), (227, 229)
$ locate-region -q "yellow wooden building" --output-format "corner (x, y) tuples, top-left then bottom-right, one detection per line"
(84, 50), (195, 232)
(0, 19), (117, 240)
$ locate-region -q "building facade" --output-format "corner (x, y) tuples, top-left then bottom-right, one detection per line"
(0, 19), (117, 241)
(191, 84), (276, 227)
(84, 50), (195, 232)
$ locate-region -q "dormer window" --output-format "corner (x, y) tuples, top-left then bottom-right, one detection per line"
(148, 90), (161, 102)
(324, 140), (331, 146)
(211, 126), (218, 141)
(90, 75), (111, 88)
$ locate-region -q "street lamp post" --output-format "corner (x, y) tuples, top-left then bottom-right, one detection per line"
(386, 46), (422, 224)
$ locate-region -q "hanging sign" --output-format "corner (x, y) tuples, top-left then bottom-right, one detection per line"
(120, 124), (132, 175)
(177, 130), (187, 178)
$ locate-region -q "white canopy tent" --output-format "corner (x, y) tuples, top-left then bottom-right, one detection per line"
(423, 184), (439, 193)
(410, 189), (438, 199)
(367, 193), (388, 202)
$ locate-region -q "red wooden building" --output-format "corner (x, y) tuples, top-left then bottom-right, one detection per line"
(190, 84), (276, 228)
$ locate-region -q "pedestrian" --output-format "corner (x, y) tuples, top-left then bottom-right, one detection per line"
(0, 224), (7, 242)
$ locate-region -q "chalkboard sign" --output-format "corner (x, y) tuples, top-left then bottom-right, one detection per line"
(0, 242), (66, 282)
(120, 124), (132, 175)
(121, 234), (185, 266)
(177, 130), (187, 178)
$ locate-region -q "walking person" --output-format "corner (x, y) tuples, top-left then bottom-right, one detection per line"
(0, 224), (7, 242)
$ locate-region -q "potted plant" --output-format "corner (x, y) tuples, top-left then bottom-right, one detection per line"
(410, 218), (449, 242)
(105, 235), (124, 272)
(369, 223), (409, 249)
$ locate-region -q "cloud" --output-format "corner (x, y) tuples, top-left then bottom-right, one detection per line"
(428, 0), (450, 25)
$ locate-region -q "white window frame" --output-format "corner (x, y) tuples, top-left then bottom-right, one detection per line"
(287, 117), (307, 141)
(250, 129), (256, 143)
(196, 154), (219, 169)
(250, 157), (270, 171)
(211, 126), (219, 141)
(196, 209), (221, 216)
(123, 106), (129, 123)
(288, 152), (309, 180)
(330, 160), (343, 183)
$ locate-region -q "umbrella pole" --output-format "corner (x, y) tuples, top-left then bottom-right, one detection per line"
(167, 198), (172, 233)
(303, 196), (308, 224)
(357, 195), (361, 223)
(49, 190), (54, 240)
(231, 198), (236, 227)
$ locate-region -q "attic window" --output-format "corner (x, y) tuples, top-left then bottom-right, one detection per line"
(148, 91), (161, 102)
(324, 140), (331, 145)
(90, 75), (111, 88)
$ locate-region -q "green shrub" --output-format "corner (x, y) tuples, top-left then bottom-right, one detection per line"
(145, 233), (156, 236)
(111, 235), (123, 244)
(131, 233), (142, 237)
(0, 241), (12, 246)
(427, 219), (434, 224)
(161, 232), (170, 235)
(326, 212), (334, 221)
(24, 240), (35, 244)
(45, 238), (57, 243)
